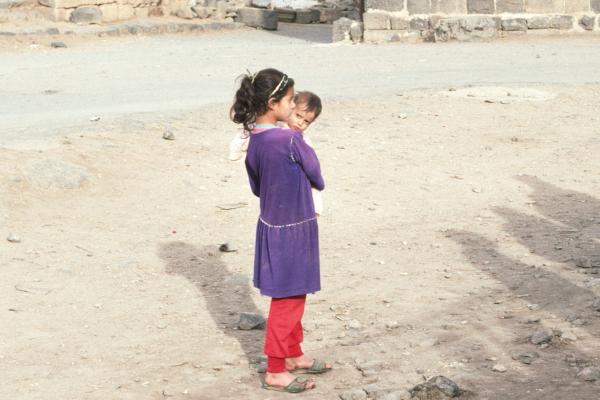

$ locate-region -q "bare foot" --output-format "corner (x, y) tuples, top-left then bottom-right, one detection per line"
(264, 370), (315, 390)
(286, 355), (332, 371)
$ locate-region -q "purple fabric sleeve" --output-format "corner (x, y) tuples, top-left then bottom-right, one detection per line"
(291, 133), (325, 191)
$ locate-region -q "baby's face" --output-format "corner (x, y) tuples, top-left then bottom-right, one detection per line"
(288, 103), (316, 132)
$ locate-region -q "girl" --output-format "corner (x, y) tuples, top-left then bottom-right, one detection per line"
(230, 68), (331, 393)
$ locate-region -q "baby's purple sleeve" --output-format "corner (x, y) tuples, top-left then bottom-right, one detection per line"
(291, 134), (325, 191)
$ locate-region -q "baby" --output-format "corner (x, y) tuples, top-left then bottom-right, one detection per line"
(229, 91), (324, 216)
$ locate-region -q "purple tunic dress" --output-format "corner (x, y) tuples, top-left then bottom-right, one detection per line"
(245, 127), (325, 298)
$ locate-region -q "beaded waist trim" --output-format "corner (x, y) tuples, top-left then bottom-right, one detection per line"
(259, 216), (317, 229)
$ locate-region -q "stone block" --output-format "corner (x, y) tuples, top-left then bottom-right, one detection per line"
(566, 0), (590, 13)
(496, 0), (523, 13)
(527, 16), (550, 29)
(251, 0), (270, 8)
(579, 15), (595, 30)
(332, 17), (353, 41)
(365, 0), (404, 12)
(435, 15), (498, 41)
(309, 8), (320, 22)
(49, 6), (72, 21)
(467, 0), (494, 13)
(390, 15), (408, 30)
(410, 17), (430, 30)
(69, 6), (102, 24)
(363, 11), (389, 29)
(319, 8), (342, 23)
(119, 4), (134, 18)
(350, 21), (363, 42)
(295, 9), (315, 24)
(407, 0), (430, 14)
(501, 17), (527, 31)
(100, 2), (118, 21)
(43, 0), (113, 8)
(134, 6), (149, 18)
(237, 7), (277, 30)
(215, 0), (227, 19)
(192, 5), (211, 18)
(175, 6), (195, 18)
(432, 0), (460, 14)
(525, 0), (564, 13)
(593, 0), (600, 13)
(549, 15), (573, 29)
(275, 7), (295, 22)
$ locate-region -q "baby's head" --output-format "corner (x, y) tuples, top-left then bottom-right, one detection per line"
(288, 91), (322, 133)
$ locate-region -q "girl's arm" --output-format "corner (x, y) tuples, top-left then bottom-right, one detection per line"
(291, 133), (325, 191)
(245, 159), (260, 197)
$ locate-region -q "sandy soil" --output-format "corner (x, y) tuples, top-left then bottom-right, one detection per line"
(1, 83), (599, 399)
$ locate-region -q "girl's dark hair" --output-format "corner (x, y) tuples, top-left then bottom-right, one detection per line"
(230, 68), (295, 133)
(294, 91), (322, 119)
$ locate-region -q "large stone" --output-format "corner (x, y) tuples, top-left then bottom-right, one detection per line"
(365, 0), (404, 12)
(531, 329), (554, 345)
(100, 3), (119, 22)
(566, 0), (590, 13)
(238, 313), (265, 330)
(411, 376), (461, 399)
(592, 0), (600, 13)
(576, 367), (600, 382)
(580, 15), (595, 30)
(496, 0), (523, 13)
(251, 0), (270, 8)
(43, 0), (115, 7)
(407, 0), (429, 14)
(295, 9), (316, 24)
(118, 4), (134, 20)
(332, 17), (353, 42)
(350, 21), (363, 42)
(175, 6), (195, 19)
(525, 0), (564, 13)
(237, 7), (277, 30)
(410, 17), (430, 31)
(69, 6), (102, 24)
(320, 8), (342, 23)
(549, 15), (573, 30)
(432, 0), (460, 14)
(192, 5), (211, 18)
(390, 15), (408, 30)
(501, 18), (527, 31)
(363, 11), (389, 30)
(467, 0), (494, 14)
(26, 159), (90, 189)
(435, 16), (498, 41)
(527, 16), (550, 29)
(363, 29), (420, 43)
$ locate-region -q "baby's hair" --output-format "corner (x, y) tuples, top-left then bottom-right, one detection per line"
(230, 68), (295, 133)
(294, 91), (322, 119)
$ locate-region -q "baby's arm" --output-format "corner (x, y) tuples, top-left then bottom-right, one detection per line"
(228, 130), (249, 161)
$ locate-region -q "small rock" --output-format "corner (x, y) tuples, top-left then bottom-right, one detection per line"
(575, 257), (592, 268)
(410, 376), (461, 399)
(530, 329), (554, 345)
(591, 297), (600, 312)
(219, 243), (237, 252)
(512, 352), (538, 365)
(89, 116), (100, 122)
(51, 41), (67, 48)
(576, 367), (600, 382)
(339, 388), (367, 400)
(7, 233), (21, 243)
(69, 6), (102, 24)
(561, 330), (577, 342)
(238, 312), (265, 330)
(398, 113), (407, 119)
(378, 389), (411, 400)
(163, 130), (175, 140)
(492, 364), (507, 373)
(346, 319), (362, 330)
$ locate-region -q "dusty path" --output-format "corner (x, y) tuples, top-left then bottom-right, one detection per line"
(1, 29), (600, 400)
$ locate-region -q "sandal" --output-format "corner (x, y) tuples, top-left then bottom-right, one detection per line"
(262, 376), (315, 393)
(290, 359), (332, 374)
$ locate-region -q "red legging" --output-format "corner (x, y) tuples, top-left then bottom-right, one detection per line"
(264, 295), (306, 373)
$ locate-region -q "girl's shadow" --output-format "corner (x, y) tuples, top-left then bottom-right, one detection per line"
(157, 241), (264, 364)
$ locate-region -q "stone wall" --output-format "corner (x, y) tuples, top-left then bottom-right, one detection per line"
(37, 0), (243, 23)
(361, 0), (600, 42)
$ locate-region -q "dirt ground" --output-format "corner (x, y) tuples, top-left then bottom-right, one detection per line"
(1, 78), (600, 399)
